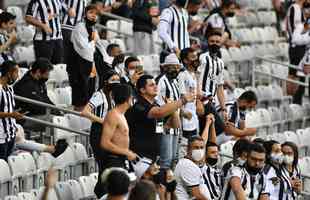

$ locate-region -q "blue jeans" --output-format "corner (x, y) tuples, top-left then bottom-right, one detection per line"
(160, 134), (179, 169)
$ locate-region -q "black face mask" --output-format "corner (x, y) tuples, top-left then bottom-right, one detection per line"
(208, 44), (221, 55)
(191, 59), (200, 70)
(166, 70), (179, 80)
(207, 157), (218, 166)
(85, 17), (97, 26)
(189, 11), (198, 16)
(246, 163), (262, 175)
(226, 11), (235, 18)
(39, 78), (48, 84)
(153, 173), (163, 185)
(165, 180), (177, 192)
(239, 106), (246, 112)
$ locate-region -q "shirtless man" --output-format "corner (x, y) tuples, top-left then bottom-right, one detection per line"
(95, 84), (137, 198)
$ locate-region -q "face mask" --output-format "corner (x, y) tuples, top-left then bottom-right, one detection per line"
(153, 172), (163, 184)
(128, 70), (135, 77)
(166, 70), (179, 80)
(190, 59), (200, 70)
(237, 158), (246, 166)
(85, 17), (97, 26)
(208, 44), (221, 55)
(207, 157), (218, 166)
(39, 78), (48, 84)
(246, 163), (262, 175)
(283, 155), (294, 165)
(191, 149), (205, 162)
(8, 78), (16, 85)
(226, 11), (235, 18)
(165, 180), (177, 192)
(271, 153), (284, 164)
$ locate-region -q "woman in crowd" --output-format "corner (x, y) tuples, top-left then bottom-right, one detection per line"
(281, 141), (302, 199)
(263, 140), (294, 200)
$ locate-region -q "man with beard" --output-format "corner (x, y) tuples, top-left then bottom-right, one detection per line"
(68, 4), (99, 111)
(221, 142), (270, 200)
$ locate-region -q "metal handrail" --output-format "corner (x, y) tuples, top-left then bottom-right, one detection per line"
(256, 56), (300, 70)
(23, 116), (89, 136)
(14, 95), (81, 116)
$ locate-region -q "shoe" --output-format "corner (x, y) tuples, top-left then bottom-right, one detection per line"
(52, 139), (68, 158)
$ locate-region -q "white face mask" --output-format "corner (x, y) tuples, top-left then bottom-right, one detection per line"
(129, 70), (135, 77)
(237, 158), (246, 166)
(271, 153), (284, 164)
(191, 149), (205, 162)
(283, 155), (294, 165)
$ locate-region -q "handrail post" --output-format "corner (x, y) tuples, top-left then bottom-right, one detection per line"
(45, 108), (53, 144)
(252, 58), (256, 88)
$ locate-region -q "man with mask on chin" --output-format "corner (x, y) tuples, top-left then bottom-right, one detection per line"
(204, 0), (240, 48)
(221, 142), (270, 200)
(174, 135), (210, 200)
(0, 61), (23, 161)
(68, 4), (99, 111)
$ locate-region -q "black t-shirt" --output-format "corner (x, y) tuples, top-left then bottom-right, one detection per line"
(125, 95), (164, 161)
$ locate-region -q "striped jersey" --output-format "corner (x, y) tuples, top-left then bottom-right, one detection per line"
(159, 5), (190, 51)
(156, 75), (180, 135)
(0, 32), (13, 65)
(88, 89), (109, 119)
(216, 100), (245, 129)
(26, 0), (63, 40)
(0, 85), (17, 144)
(221, 166), (267, 200)
(281, 165), (301, 200)
(202, 164), (222, 200)
(198, 52), (224, 98)
(61, 0), (86, 31)
(286, 3), (304, 44)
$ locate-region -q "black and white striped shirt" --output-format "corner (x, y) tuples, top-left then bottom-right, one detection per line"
(26, 0), (63, 41)
(0, 85), (17, 144)
(88, 89), (109, 119)
(61, 0), (86, 31)
(198, 52), (224, 98)
(221, 166), (267, 200)
(156, 75), (180, 135)
(202, 164), (222, 200)
(286, 3), (304, 45)
(281, 165), (301, 200)
(216, 100), (246, 128)
(159, 5), (190, 51)
(0, 32), (14, 65)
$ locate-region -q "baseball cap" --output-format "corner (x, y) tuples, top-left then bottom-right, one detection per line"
(134, 158), (153, 179)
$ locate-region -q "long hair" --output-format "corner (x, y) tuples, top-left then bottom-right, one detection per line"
(281, 141), (299, 167)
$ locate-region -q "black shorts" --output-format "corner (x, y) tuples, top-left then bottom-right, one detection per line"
(33, 39), (64, 64)
(182, 130), (197, 139)
(288, 45), (306, 75)
(0, 138), (15, 161)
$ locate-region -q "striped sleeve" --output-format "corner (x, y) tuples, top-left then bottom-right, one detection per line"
(177, 71), (187, 95)
(26, 0), (39, 17)
(88, 91), (104, 109)
(217, 59), (224, 85)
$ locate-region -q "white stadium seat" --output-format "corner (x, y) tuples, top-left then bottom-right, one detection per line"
(16, 192), (35, 200)
(4, 196), (18, 200)
(0, 160), (12, 199)
(54, 146), (76, 181)
(55, 182), (74, 200)
(67, 180), (84, 200)
(78, 176), (96, 198)
(52, 116), (76, 143)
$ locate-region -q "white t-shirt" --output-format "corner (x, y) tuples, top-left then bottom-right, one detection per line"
(177, 70), (199, 131)
(174, 158), (210, 200)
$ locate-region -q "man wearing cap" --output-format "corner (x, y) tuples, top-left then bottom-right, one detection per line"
(158, 0), (202, 58)
(204, 0), (240, 48)
(156, 54), (181, 170)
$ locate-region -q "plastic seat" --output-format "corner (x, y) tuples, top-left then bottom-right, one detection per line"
(55, 182), (74, 200)
(7, 6), (23, 24)
(13, 46), (36, 64)
(8, 155), (26, 193)
(53, 87), (72, 107)
(106, 20), (119, 39)
(35, 152), (55, 187)
(78, 176), (96, 198)
(245, 111), (261, 128)
(0, 160), (12, 198)
(16, 192), (35, 200)
(283, 131), (300, 146)
(52, 116), (75, 143)
(67, 180), (84, 200)
(16, 25), (35, 44)
(220, 140), (235, 166)
(108, 38), (127, 53)
(71, 143), (90, 178)
(18, 152), (37, 191)
(4, 196), (18, 200)
(54, 146), (76, 181)
(65, 114), (91, 132)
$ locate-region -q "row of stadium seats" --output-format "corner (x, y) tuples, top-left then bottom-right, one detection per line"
(0, 143), (96, 199)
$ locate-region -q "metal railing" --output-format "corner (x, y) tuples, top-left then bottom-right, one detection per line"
(14, 95), (89, 143)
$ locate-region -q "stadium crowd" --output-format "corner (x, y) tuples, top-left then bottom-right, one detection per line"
(0, 0), (308, 199)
